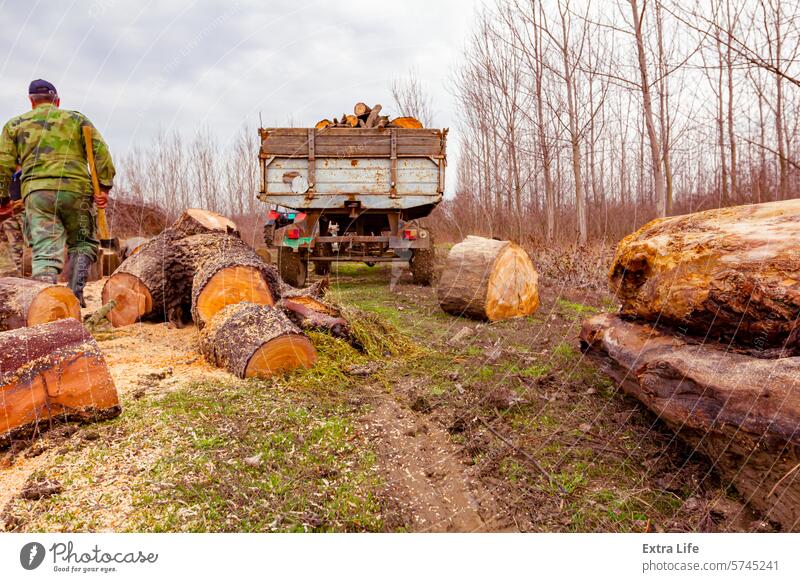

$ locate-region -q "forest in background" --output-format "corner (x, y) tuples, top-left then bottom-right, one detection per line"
(113, 0), (800, 247)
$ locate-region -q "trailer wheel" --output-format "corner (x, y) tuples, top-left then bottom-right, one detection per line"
(279, 247), (308, 287)
(410, 247), (435, 286)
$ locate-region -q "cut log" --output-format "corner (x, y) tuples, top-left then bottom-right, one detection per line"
(122, 236), (150, 258)
(186, 233), (281, 328)
(315, 119), (332, 130)
(580, 313), (800, 532)
(200, 302), (317, 378)
(438, 235), (540, 321)
(365, 104), (382, 128)
(102, 210), (245, 327)
(343, 114), (359, 128)
(0, 277), (80, 331)
(610, 199), (800, 350)
(101, 236), (178, 327)
(389, 116), (423, 129)
(354, 102), (371, 118)
(0, 318), (121, 446)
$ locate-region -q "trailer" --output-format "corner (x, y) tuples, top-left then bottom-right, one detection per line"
(258, 126), (447, 287)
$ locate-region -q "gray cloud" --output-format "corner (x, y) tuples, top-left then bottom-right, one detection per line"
(1, 0), (479, 187)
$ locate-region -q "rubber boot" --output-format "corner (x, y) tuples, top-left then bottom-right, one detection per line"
(69, 254), (92, 308)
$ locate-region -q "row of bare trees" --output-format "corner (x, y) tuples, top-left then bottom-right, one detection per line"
(441, 0), (800, 244)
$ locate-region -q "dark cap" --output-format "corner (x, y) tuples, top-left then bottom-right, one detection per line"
(28, 79), (57, 96)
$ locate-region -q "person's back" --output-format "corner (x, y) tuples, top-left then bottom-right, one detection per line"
(4, 104), (113, 198)
(0, 79), (115, 304)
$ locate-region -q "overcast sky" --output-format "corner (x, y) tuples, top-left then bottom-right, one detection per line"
(1, 0), (481, 182)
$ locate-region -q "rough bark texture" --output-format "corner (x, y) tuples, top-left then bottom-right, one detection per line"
(580, 313), (800, 532)
(186, 233), (282, 328)
(610, 199), (800, 351)
(0, 319), (121, 446)
(200, 302), (317, 378)
(102, 210), (254, 327)
(437, 235), (539, 321)
(0, 277), (81, 331)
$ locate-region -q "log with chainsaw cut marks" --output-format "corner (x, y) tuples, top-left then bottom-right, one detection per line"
(437, 236), (540, 321)
(315, 102), (424, 129)
(102, 210), (244, 327)
(610, 199), (800, 351)
(171, 208), (238, 238)
(580, 313), (800, 532)
(185, 233), (281, 328)
(0, 277), (81, 331)
(200, 302), (317, 379)
(0, 318), (121, 446)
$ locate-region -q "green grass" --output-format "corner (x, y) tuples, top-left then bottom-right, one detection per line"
(556, 299), (599, 320)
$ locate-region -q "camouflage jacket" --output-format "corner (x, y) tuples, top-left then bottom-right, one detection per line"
(0, 103), (115, 198)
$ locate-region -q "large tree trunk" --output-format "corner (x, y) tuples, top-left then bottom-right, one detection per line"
(186, 233), (281, 328)
(200, 302), (317, 378)
(438, 236), (539, 321)
(580, 313), (800, 532)
(102, 210), (248, 327)
(1, 319), (121, 446)
(0, 277), (81, 331)
(610, 199), (800, 351)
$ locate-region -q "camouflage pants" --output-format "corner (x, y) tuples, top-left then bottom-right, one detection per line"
(25, 189), (98, 276)
(0, 214), (24, 275)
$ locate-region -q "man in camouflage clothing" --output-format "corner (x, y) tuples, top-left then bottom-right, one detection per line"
(0, 79), (115, 304)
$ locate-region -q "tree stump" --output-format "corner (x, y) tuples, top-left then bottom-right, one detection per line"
(580, 313), (800, 532)
(1, 319), (121, 446)
(0, 277), (80, 331)
(200, 302), (317, 378)
(437, 235), (539, 321)
(610, 199), (800, 350)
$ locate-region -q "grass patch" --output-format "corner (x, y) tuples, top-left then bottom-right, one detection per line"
(556, 299), (599, 320)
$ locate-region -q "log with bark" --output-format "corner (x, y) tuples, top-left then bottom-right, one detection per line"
(199, 302), (317, 378)
(0, 277), (80, 331)
(102, 209), (250, 327)
(438, 235), (540, 321)
(0, 318), (121, 446)
(278, 279), (353, 343)
(580, 313), (800, 532)
(610, 199), (800, 351)
(185, 233), (281, 328)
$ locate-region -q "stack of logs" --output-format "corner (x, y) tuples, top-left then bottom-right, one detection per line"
(580, 199), (800, 532)
(102, 209), (350, 379)
(315, 102), (423, 130)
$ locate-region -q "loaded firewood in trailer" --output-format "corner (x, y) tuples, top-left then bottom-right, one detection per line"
(185, 233), (281, 328)
(315, 119), (332, 130)
(438, 236), (540, 321)
(389, 116), (423, 129)
(580, 313), (800, 532)
(0, 277), (81, 331)
(102, 209), (242, 327)
(610, 199), (800, 350)
(354, 102), (371, 118)
(365, 104), (382, 128)
(200, 302), (317, 379)
(0, 318), (121, 446)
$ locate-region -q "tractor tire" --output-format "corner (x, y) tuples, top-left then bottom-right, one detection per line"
(410, 247), (435, 286)
(278, 247), (308, 287)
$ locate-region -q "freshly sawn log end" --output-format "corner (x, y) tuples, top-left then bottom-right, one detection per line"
(101, 272), (153, 327)
(0, 318), (121, 446)
(0, 277), (81, 331)
(580, 313), (800, 532)
(200, 302), (317, 379)
(437, 235), (540, 321)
